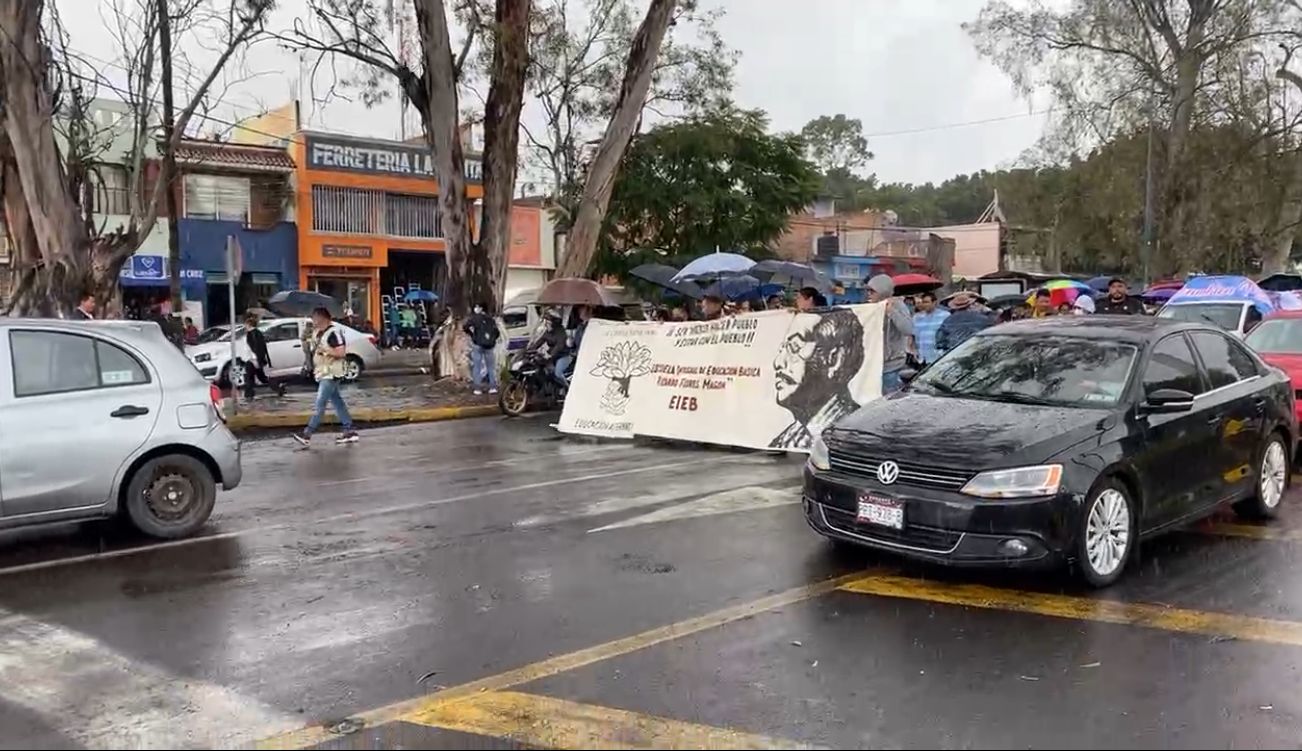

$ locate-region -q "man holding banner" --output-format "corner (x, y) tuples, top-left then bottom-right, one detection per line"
(867, 274), (915, 394)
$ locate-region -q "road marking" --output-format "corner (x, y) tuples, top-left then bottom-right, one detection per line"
(0, 456), (712, 578)
(408, 690), (805, 750)
(256, 572), (865, 749)
(1198, 520), (1302, 543)
(588, 484), (800, 533)
(0, 608), (297, 748)
(839, 574), (1302, 647)
(312, 444), (633, 487)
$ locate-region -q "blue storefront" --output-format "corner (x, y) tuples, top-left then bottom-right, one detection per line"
(178, 219), (298, 327)
(118, 253), (208, 319)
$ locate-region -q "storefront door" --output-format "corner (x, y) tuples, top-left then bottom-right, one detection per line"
(312, 277), (371, 321)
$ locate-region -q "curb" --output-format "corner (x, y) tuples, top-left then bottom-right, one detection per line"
(228, 404), (501, 431)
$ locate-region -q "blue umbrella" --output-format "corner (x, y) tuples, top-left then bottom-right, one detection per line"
(671, 252), (755, 283)
(752, 260), (832, 291)
(704, 275), (761, 301)
(1086, 276), (1116, 293)
(404, 289), (439, 303)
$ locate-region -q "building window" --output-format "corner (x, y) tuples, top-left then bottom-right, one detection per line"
(184, 174), (251, 223)
(91, 165), (130, 216)
(385, 192), (440, 239)
(311, 184), (382, 234)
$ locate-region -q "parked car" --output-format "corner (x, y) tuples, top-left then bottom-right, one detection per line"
(1157, 300), (1264, 337)
(0, 319), (240, 538)
(804, 316), (1296, 587)
(185, 317), (381, 387)
(1245, 311), (1302, 426)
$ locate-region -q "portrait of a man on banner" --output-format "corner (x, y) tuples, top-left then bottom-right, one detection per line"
(769, 309), (865, 450)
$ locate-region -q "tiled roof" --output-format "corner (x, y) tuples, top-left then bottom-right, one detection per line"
(174, 140), (295, 172)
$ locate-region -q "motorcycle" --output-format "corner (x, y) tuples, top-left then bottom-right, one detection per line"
(498, 350), (568, 416)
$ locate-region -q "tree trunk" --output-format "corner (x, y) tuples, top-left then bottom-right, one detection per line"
(1265, 150), (1302, 274)
(158, 0), (183, 314)
(477, 0), (531, 311)
(556, 0), (677, 278)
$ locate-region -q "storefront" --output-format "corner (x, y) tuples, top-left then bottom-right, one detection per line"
(291, 131), (484, 329)
(118, 254), (208, 326)
(177, 219), (298, 328)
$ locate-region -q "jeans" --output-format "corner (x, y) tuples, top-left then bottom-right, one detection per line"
(306, 378), (354, 434)
(553, 354), (574, 389)
(470, 346), (498, 389)
(882, 368), (904, 395)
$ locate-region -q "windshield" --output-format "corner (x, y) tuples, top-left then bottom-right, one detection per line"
(1158, 303), (1244, 331)
(1246, 317), (1302, 353)
(913, 334), (1138, 408)
(196, 327), (229, 344)
(502, 306), (529, 329)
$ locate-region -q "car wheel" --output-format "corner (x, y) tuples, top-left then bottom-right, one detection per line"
(1076, 478), (1135, 588)
(342, 355), (364, 382)
(123, 454), (217, 539)
(227, 362), (246, 389)
(1234, 432), (1289, 520)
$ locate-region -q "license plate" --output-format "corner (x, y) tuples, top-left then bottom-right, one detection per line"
(857, 495), (904, 529)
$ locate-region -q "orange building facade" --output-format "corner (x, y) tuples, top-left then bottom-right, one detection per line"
(290, 131), (485, 327)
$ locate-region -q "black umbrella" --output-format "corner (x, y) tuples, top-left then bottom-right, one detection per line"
(267, 290), (344, 318)
(629, 263), (704, 299)
(751, 259), (832, 291)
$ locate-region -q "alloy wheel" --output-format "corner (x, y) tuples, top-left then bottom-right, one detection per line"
(1085, 488), (1130, 577)
(343, 359), (361, 380)
(1260, 440), (1287, 509)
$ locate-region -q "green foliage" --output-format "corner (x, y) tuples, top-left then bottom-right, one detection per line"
(594, 106), (820, 278)
(800, 114), (872, 176)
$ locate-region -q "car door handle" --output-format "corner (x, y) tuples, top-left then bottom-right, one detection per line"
(292, 343), (302, 349)
(110, 405), (150, 418)
(1253, 397), (1266, 412)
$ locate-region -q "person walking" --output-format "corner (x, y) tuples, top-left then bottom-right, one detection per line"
(936, 292), (994, 354)
(292, 307), (359, 446)
(1096, 277), (1145, 315)
(242, 314), (286, 400)
(866, 274), (915, 394)
(911, 291), (949, 365)
(463, 303), (501, 395)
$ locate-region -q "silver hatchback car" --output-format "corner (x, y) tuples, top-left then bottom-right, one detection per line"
(0, 319), (240, 538)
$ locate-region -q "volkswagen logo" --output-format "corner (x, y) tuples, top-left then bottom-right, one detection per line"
(876, 460), (900, 485)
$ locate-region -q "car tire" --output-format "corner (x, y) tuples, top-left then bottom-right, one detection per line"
(342, 355), (364, 382)
(123, 454), (217, 539)
(1075, 477), (1135, 588)
(1234, 432), (1289, 520)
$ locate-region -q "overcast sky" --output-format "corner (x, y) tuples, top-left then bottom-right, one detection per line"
(66, 0), (1049, 186)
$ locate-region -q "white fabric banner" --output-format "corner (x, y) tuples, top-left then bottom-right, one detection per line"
(557, 304), (886, 452)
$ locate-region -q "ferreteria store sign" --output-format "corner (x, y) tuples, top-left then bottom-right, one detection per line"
(305, 133), (483, 184)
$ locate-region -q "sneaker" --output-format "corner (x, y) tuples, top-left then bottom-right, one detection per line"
(336, 431), (360, 444)
(291, 432), (311, 447)
(488, 387), (498, 395)
(473, 389), (483, 396)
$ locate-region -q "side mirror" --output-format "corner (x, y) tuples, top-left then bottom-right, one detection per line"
(899, 368), (920, 384)
(1140, 388), (1195, 414)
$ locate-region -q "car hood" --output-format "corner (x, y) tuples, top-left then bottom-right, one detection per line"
(830, 390), (1112, 469)
(185, 340), (243, 360)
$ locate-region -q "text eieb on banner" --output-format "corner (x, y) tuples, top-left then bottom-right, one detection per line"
(557, 304), (886, 452)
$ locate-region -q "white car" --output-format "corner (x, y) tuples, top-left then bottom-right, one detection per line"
(185, 317), (381, 387)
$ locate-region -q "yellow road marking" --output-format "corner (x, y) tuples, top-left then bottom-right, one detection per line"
(257, 572), (864, 749)
(839, 574), (1302, 646)
(1199, 520), (1302, 543)
(408, 690), (804, 750)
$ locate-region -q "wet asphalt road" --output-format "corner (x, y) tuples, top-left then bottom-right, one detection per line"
(1, 416), (1301, 749)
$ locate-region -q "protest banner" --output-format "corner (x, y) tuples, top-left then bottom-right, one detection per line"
(557, 304), (886, 451)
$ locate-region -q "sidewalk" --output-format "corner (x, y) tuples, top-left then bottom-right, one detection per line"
(227, 377), (502, 431)
(368, 348), (430, 376)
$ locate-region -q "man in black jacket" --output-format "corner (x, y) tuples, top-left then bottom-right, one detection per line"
(242, 314), (286, 399)
(1096, 278), (1146, 315)
(463, 303), (501, 395)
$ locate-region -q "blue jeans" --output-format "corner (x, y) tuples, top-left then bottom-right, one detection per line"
(553, 354), (574, 388)
(882, 368), (904, 394)
(470, 346), (498, 389)
(306, 378), (354, 434)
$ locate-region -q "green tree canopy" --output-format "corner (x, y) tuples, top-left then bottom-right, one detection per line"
(595, 106), (821, 277)
(800, 114), (872, 176)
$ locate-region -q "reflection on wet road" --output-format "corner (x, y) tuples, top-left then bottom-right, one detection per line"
(1, 416), (1300, 749)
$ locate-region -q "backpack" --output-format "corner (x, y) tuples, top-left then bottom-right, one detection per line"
(472, 315), (500, 349)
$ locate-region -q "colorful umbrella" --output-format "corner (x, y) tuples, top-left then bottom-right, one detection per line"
(1028, 279), (1092, 308)
(891, 273), (944, 296)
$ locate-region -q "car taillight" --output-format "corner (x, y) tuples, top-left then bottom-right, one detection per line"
(367, 334), (377, 347)
(210, 383), (227, 422)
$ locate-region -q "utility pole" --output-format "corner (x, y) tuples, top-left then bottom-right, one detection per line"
(158, 0), (183, 319)
(1141, 94), (1156, 285)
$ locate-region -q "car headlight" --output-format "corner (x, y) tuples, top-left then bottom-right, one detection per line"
(192, 353), (212, 363)
(808, 434), (831, 471)
(960, 464), (1063, 499)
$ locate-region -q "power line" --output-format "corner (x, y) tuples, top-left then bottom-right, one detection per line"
(864, 109), (1053, 139)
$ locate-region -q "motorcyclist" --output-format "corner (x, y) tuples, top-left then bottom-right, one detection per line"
(527, 312), (570, 389)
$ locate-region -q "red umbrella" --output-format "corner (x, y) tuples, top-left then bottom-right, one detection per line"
(891, 273), (944, 295)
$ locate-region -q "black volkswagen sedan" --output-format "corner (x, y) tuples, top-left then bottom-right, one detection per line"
(804, 317), (1296, 586)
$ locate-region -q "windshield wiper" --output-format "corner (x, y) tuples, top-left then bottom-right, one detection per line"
(985, 390), (1059, 406)
(916, 380), (958, 396)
